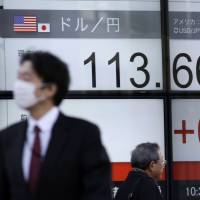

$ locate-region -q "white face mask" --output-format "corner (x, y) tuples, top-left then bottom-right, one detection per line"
(13, 79), (44, 109)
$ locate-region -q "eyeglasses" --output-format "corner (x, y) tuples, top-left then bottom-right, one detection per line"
(160, 159), (167, 166)
(155, 159), (167, 166)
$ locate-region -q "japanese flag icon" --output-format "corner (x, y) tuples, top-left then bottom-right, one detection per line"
(38, 23), (50, 32)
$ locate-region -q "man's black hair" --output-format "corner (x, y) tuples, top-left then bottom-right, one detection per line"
(20, 51), (70, 105)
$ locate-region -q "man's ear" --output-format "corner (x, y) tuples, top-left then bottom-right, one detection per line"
(149, 161), (156, 171)
(46, 84), (57, 98)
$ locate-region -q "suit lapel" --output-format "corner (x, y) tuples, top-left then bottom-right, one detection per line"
(35, 113), (71, 191)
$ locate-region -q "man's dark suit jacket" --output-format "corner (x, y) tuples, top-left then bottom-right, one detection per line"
(0, 113), (112, 200)
(115, 169), (163, 200)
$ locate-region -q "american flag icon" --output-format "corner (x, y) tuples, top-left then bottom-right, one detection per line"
(14, 16), (37, 32)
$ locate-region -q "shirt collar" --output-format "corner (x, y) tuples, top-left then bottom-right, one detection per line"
(28, 107), (59, 133)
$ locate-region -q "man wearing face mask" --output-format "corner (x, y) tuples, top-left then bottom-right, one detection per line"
(0, 51), (112, 200)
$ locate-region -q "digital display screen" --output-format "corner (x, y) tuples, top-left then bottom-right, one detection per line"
(172, 99), (200, 199)
(3, 0), (160, 11)
(0, 1), (166, 199)
(0, 0), (163, 91)
(0, 98), (166, 198)
(169, 1), (200, 197)
(0, 99), (165, 161)
(169, 0), (200, 90)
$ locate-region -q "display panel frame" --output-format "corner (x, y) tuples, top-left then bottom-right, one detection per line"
(0, 1), (176, 200)
(0, 0), (164, 93)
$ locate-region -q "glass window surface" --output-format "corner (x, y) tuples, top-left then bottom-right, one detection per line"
(169, 0), (200, 90)
(172, 99), (200, 200)
(0, 0), (163, 92)
(0, 99), (166, 198)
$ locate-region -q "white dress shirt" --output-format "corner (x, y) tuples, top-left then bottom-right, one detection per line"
(22, 107), (59, 181)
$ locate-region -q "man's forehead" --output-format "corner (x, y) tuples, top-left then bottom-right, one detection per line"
(18, 61), (33, 73)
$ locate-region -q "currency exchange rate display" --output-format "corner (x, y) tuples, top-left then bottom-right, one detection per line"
(170, 0), (200, 91)
(172, 99), (200, 200)
(0, 0), (166, 198)
(0, 99), (165, 198)
(169, 1), (200, 199)
(0, 0), (163, 91)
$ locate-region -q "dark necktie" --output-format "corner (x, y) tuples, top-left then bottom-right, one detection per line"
(28, 126), (42, 192)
